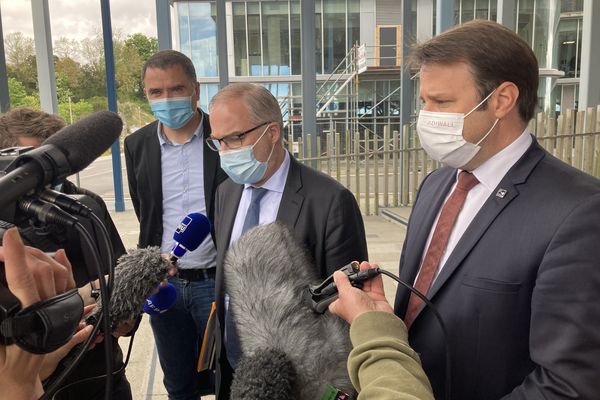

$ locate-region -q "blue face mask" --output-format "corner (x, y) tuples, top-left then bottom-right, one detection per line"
(149, 96), (195, 129)
(219, 125), (274, 185)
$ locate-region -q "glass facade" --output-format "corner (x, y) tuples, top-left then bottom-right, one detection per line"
(229, 0), (359, 77)
(177, 2), (218, 77)
(454, 0), (497, 24)
(175, 0), (589, 128)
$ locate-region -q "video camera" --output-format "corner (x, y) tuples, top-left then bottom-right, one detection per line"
(0, 146), (112, 287)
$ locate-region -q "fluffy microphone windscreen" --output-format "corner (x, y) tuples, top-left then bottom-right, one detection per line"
(230, 348), (297, 399)
(225, 222), (355, 399)
(89, 247), (171, 328)
(43, 111), (122, 172)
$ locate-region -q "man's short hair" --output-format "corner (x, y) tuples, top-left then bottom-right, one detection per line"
(0, 108), (66, 148)
(408, 19), (539, 122)
(141, 50), (197, 85)
(209, 83), (284, 133)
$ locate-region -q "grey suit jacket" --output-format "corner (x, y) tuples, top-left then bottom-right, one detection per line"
(123, 110), (226, 248)
(213, 154), (368, 399)
(394, 137), (600, 399)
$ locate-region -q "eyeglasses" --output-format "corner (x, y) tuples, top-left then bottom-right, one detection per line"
(206, 122), (270, 151)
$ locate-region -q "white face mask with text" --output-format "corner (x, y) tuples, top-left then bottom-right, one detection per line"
(416, 89), (499, 168)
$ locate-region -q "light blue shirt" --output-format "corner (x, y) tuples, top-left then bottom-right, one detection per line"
(157, 117), (217, 270)
(229, 150), (291, 245)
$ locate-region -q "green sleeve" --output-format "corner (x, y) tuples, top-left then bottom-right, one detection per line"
(348, 311), (434, 400)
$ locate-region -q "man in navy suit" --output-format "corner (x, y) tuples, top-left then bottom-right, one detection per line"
(392, 20), (600, 399)
(207, 83), (368, 399)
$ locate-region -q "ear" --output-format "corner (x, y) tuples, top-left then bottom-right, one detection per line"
(268, 123), (281, 144)
(493, 81), (519, 119)
(194, 82), (200, 102)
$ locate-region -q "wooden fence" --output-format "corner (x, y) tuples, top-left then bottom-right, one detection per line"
(293, 106), (600, 215)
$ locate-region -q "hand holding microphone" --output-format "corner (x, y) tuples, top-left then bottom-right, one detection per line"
(328, 262), (394, 325)
(88, 212), (211, 330)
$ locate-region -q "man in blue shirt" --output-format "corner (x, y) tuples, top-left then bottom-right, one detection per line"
(124, 50), (226, 400)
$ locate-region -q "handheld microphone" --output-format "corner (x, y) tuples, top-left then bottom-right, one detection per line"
(170, 213), (211, 264)
(0, 111), (122, 211)
(225, 222), (355, 399)
(143, 283), (177, 315)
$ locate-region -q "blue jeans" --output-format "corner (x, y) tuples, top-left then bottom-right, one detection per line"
(150, 276), (215, 400)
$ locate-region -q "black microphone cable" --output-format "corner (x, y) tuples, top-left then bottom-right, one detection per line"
(49, 329), (137, 399)
(39, 189), (116, 294)
(18, 197), (114, 400)
(375, 268), (452, 400)
(40, 219), (114, 400)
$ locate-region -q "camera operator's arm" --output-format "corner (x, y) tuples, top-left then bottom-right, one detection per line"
(329, 262), (433, 400)
(0, 228), (76, 400)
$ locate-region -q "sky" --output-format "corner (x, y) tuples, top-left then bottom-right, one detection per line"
(0, 0), (157, 40)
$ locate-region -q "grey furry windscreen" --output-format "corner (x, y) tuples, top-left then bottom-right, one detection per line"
(225, 222), (354, 398)
(89, 246), (171, 328)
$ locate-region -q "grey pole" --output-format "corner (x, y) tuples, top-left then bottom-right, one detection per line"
(399, 0), (413, 202)
(578, 0), (600, 109)
(31, 0), (57, 113)
(216, 0), (229, 88)
(301, 0), (317, 167)
(0, 5), (9, 113)
(156, 0), (172, 50)
(436, 0), (454, 34)
(497, 0), (516, 31)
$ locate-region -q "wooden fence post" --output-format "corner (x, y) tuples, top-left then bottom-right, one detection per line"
(354, 131), (361, 211)
(383, 125), (389, 207)
(595, 105), (600, 178)
(393, 131), (399, 206)
(401, 125), (409, 206)
(583, 107), (596, 175)
(345, 130), (351, 188)
(373, 130), (379, 215)
(364, 130), (370, 215)
(335, 132), (341, 182)
(574, 111), (585, 170)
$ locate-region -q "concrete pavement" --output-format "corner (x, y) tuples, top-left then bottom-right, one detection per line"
(107, 207), (409, 399)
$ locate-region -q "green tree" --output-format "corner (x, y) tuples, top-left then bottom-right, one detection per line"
(8, 77), (39, 109)
(124, 33), (158, 62)
(5, 33), (38, 94)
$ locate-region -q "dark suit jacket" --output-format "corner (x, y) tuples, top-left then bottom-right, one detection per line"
(124, 110), (226, 248)
(213, 155), (369, 399)
(394, 138), (600, 399)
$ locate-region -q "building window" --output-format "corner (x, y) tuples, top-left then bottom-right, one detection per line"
(177, 2), (218, 77)
(557, 17), (582, 78)
(247, 2), (262, 76)
(323, 0), (347, 73)
(262, 2), (291, 75)
(233, 3), (248, 76)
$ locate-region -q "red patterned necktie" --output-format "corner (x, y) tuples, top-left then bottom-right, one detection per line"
(404, 171), (480, 329)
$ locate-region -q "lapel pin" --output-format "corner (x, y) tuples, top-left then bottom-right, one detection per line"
(496, 189), (507, 198)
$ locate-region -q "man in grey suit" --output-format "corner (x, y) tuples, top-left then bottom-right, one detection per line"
(207, 83), (368, 399)
(393, 20), (600, 399)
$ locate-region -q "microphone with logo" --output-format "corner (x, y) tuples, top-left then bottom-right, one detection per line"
(50, 213), (213, 388)
(226, 222), (355, 400)
(89, 212), (212, 326)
